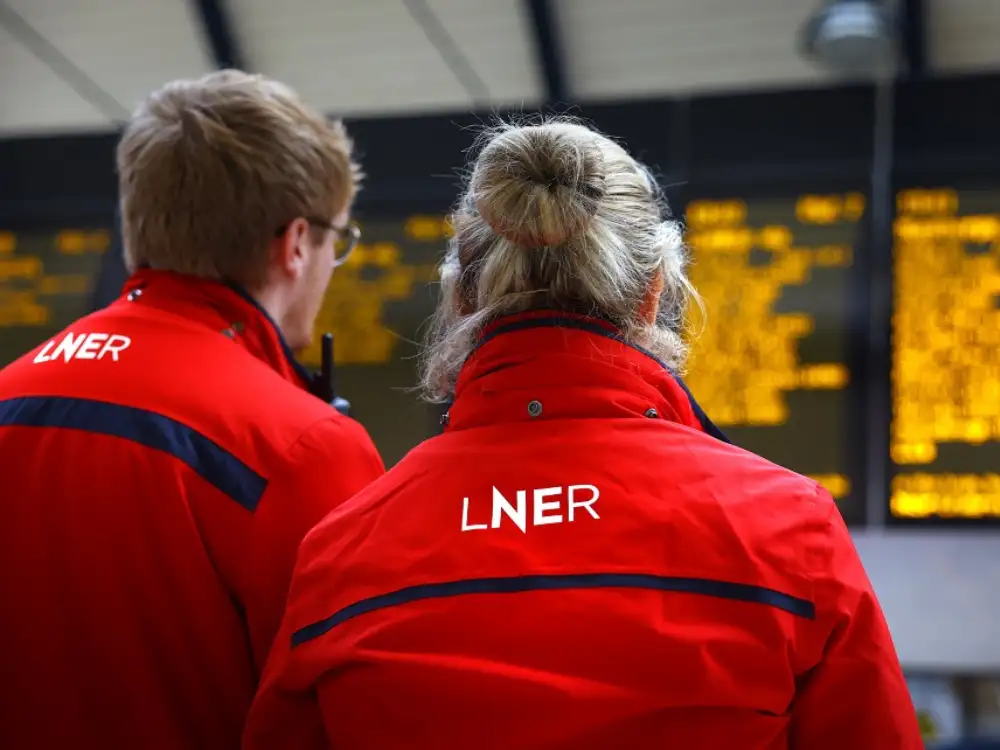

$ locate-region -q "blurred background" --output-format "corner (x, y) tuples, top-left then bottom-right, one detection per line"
(1, 0), (999, 744)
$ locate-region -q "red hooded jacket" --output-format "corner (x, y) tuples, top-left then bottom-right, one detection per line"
(0, 270), (384, 750)
(244, 312), (921, 750)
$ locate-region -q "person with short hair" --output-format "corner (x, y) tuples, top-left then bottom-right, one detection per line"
(0, 70), (384, 749)
(244, 118), (922, 750)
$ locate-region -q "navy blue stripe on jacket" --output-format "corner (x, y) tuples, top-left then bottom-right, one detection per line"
(292, 572), (815, 647)
(0, 396), (267, 511)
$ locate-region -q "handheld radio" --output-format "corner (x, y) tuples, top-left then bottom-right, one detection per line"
(310, 332), (351, 416)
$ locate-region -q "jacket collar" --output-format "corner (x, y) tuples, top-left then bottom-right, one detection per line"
(447, 311), (729, 442)
(119, 269), (313, 389)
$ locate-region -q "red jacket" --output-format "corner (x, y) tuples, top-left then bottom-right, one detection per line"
(244, 312), (921, 750)
(0, 270), (384, 750)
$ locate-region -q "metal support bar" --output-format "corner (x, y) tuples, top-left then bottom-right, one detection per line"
(525, 0), (570, 104)
(900, 0), (926, 78)
(865, 73), (896, 529)
(190, 0), (246, 70)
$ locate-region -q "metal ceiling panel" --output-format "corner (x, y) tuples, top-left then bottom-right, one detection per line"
(425, 0), (543, 106)
(0, 20), (108, 136)
(3, 0), (1000, 135)
(558, 0), (833, 100)
(0, 0), (214, 133)
(930, 0), (1000, 72)
(229, 0), (539, 117)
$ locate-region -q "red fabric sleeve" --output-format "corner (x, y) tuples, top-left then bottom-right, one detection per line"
(240, 416), (384, 672)
(790, 487), (923, 749)
(241, 509), (356, 750)
(242, 633), (329, 750)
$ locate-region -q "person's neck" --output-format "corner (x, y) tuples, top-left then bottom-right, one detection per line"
(241, 283), (291, 340)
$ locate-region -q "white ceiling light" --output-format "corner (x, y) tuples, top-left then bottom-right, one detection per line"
(801, 0), (898, 76)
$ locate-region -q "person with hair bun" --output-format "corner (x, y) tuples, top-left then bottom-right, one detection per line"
(244, 119), (921, 750)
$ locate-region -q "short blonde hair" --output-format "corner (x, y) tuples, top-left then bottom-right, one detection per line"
(117, 69), (359, 287)
(420, 117), (698, 401)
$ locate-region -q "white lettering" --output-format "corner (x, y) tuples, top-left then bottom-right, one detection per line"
(461, 497), (488, 532)
(75, 333), (108, 360)
(491, 487), (527, 534)
(97, 334), (131, 361)
(32, 340), (55, 364)
(464, 485), (601, 533)
(533, 486), (563, 526)
(31, 332), (131, 364)
(52, 332), (86, 363)
(568, 484), (600, 521)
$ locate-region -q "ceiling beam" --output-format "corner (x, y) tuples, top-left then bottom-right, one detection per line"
(525, 0), (570, 104)
(190, 0), (246, 70)
(900, 0), (927, 78)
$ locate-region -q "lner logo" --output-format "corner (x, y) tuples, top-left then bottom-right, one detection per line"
(462, 485), (600, 533)
(33, 331), (131, 364)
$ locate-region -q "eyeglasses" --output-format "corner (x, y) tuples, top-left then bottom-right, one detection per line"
(275, 217), (361, 266)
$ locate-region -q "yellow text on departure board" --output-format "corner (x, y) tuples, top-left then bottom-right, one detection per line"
(0, 230), (109, 330)
(56, 230), (111, 255)
(405, 215), (453, 242)
(302, 236), (439, 366)
(892, 473), (1000, 518)
(0, 291), (49, 326)
(806, 473), (851, 499)
(684, 197), (855, 427)
(891, 189), (1000, 466)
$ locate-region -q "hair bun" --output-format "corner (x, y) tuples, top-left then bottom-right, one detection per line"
(470, 122), (607, 248)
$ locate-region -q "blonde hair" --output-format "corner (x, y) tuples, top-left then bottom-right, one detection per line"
(116, 69), (360, 288)
(420, 117), (698, 401)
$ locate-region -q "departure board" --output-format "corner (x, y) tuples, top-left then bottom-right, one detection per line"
(0, 228), (109, 368)
(683, 194), (866, 525)
(890, 187), (1000, 524)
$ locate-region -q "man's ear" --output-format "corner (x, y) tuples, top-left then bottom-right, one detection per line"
(272, 218), (311, 279)
(639, 269), (665, 324)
